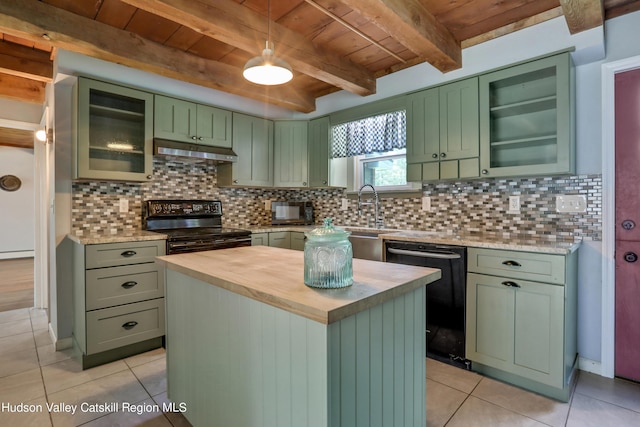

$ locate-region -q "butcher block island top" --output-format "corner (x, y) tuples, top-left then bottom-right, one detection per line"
(156, 245), (441, 324)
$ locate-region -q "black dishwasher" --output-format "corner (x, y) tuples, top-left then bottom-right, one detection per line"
(385, 240), (469, 369)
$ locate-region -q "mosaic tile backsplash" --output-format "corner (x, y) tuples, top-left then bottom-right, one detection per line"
(71, 156), (601, 242)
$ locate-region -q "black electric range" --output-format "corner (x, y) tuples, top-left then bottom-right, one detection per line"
(142, 200), (251, 254)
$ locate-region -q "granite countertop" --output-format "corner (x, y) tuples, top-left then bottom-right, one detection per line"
(239, 224), (580, 255)
(67, 230), (168, 245)
(379, 230), (581, 255)
(246, 225), (315, 233)
(156, 246), (441, 324)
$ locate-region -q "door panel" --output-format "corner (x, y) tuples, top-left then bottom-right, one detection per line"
(615, 240), (640, 380)
(615, 67), (640, 381)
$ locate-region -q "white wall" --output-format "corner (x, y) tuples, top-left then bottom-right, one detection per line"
(0, 146), (35, 258)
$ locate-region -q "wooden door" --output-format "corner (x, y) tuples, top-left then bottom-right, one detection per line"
(439, 77), (479, 160)
(615, 67), (640, 381)
(153, 95), (196, 143)
(196, 105), (232, 148)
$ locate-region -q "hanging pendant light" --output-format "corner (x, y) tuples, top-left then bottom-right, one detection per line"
(243, 0), (293, 85)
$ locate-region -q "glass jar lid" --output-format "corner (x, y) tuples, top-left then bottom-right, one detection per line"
(305, 218), (351, 242)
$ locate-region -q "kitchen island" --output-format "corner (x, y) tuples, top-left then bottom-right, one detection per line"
(156, 246), (441, 427)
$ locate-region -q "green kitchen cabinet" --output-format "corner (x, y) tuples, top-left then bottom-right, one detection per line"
(154, 95), (232, 148)
(252, 231), (305, 250)
(72, 239), (166, 369)
(290, 232), (306, 251)
(466, 247), (578, 401)
(268, 231), (291, 249)
(274, 121), (309, 187)
(217, 113), (274, 187)
(406, 78), (479, 182)
(479, 53), (574, 177)
(74, 77), (154, 181)
(308, 116), (331, 187)
(251, 232), (269, 246)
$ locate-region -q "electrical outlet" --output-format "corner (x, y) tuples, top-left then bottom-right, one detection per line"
(421, 196), (431, 212)
(265, 200), (272, 211)
(119, 198), (129, 213)
(508, 195), (521, 213)
(341, 198), (349, 210)
(556, 195), (587, 213)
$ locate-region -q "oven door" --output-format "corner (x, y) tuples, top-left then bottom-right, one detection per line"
(167, 236), (251, 254)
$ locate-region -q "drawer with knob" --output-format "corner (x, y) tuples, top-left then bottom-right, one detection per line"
(467, 247), (566, 285)
(85, 264), (164, 310)
(85, 240), (165, 269)
(86, 298), (165, 355)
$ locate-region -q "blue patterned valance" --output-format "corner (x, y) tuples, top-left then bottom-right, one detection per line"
(331, 110), (406, 158)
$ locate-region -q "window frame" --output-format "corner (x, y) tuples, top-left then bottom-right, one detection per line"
(354, 149), (413, 192)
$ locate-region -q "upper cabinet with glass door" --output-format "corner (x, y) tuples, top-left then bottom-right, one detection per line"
(479, 53), (575, 178)
(75, 78), (154, 181)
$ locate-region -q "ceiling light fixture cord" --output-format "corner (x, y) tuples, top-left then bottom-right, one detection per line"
(242, 0), (293, 85)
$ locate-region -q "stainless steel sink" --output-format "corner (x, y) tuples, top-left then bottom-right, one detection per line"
(347, 229), (393, 261)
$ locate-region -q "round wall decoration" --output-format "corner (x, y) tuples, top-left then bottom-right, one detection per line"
(0, 174), (22, 192)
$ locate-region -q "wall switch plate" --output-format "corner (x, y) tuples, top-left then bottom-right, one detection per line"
(265, 200), (271, 211)
(556, 195), (587, 213)
(421, 196), (431, 212)
(119, 198), (129, 213)
(508, 195), (521, 213)
(341, 198), (349, 210)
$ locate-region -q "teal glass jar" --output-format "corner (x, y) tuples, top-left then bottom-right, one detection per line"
(304, 218), (353, 288)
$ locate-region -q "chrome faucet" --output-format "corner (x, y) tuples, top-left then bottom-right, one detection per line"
(357, 184), (384, 228)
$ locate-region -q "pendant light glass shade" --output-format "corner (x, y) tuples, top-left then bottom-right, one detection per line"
(243, 41), (293, 85)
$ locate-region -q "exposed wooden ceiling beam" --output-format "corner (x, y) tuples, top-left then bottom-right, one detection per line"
(0, 0), (316, 112)
(120, 0), (376, 97)
(462, 7), (564, 49)
(0, 126), (35, 149)
(0, 39), (53, 82)
(559, 0), (604, 34)
(336, 0), (461, 72)
(0, 72), (45, 104)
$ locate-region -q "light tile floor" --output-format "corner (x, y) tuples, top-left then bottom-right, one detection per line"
(426, 358), (640, 427)
(2, 307), (639, 427)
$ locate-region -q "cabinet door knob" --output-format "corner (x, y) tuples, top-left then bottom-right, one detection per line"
(501, 281), (521, 288)
(146, 175), (152, 180)
(233, 179), (238, 184)
(622, 220), (636, 230)
(191, 136), (197, 140)
(624, 252), (638, 263)
(440, 153), (446, 158)
(121, 281), (138, 289)
(502, 260), (521, 267)
(432, 153), (438, 159)
(303, 182), (307, 186)
(198, 136), (204, 141)
(120, 250), (137, 258)
(122, 321), (138, 330)
(323, 180), (327, 185)
(482, 169), (489, 175)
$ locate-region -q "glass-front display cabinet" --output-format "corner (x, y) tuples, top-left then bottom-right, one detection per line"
(479, 53), (574, 178)
(75, 77), (154, 181)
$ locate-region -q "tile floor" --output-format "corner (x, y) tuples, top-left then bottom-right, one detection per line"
(1, 307), (640, 427)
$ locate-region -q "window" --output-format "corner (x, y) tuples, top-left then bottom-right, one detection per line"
(357, 148), (410, 191)
(331, 110), (411, 191)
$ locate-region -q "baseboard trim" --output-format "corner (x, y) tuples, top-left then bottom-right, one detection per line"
(49, 324), (73, 351)
(0, 251), (34, 260)
(578, 357), (602, 376)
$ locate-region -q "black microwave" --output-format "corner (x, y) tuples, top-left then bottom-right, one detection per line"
(271, 201), (314, 225)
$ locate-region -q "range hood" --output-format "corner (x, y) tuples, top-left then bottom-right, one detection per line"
(153, 139), (238, 163)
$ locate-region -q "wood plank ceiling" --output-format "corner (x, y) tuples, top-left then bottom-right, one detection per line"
(0, 0), (638, 115)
